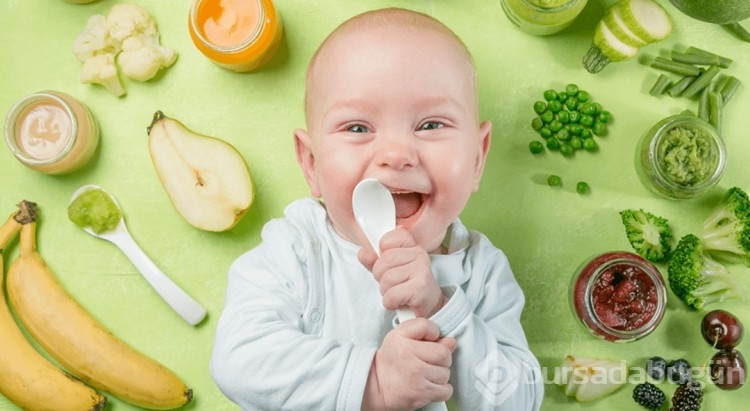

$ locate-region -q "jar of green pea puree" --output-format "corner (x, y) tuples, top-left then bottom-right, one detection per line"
(636, 114), (726, 200)
(501, 0), (588, 36)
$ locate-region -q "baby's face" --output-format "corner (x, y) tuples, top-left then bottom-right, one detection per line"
(296, 23), (491, 253)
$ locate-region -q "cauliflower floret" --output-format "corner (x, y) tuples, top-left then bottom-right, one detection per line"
(106, 3), (156, 43)
(80, 53), (125, 97)
(73, 14), (119, 62)
(118, 34), (177, 82)
(74, 3), (176, 96)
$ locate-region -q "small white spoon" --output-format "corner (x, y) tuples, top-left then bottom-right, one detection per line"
(353, 179), (448, 411)
(70, 185), (207, 326)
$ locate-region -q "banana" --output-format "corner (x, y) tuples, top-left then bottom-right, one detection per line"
(0, 202), (107, 411)
(6, 201), (192, 410)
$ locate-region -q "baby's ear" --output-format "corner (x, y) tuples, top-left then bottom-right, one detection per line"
(472, 121), (492, 191)
(294, 128), (322, 197)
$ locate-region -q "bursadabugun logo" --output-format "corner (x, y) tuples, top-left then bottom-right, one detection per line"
(474, 350), (520, 406)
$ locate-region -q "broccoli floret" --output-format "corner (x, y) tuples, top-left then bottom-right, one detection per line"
(668, 234), (744, 310)
(620, 209), (673, 262)
(701, 187), (750, 265)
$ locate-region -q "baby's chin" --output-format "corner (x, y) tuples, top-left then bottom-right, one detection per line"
(409, 224), (451, 254)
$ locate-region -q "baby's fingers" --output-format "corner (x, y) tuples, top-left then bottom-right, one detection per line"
(414, 340), (454, 369)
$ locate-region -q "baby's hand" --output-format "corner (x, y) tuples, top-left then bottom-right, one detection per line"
(358, 227), (446, 318)
(365, 318), (456, 410)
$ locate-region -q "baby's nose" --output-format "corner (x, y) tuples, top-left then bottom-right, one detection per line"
(376, 134), (419, 169)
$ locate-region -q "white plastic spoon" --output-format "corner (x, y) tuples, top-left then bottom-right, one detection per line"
(70, 185), (207, 326)
(353, 179), (448, 411)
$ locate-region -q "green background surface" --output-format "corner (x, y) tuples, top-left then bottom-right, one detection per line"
(1, 0), (749, 409)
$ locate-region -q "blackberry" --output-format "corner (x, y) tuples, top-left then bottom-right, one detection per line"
(669, 380), (703, 411)
(647, 356), (668, 381)
(633, 382), (666, 410)
(667, 358), (692, 384)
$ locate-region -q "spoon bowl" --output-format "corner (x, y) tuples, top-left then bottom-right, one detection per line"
(352, 178), (396, 256)
(69, 185), (207, 326)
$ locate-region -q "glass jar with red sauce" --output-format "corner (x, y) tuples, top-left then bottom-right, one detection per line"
(570, 251), (667, 342)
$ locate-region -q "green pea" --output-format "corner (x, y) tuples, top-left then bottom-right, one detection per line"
(592, 121), (607, 136)
(531, 117), (544, 131)
(580, 102), (596, 116)
(570, 136), (583, 150)
(543, 89), (558, 101)
(547, 174), (562, 187)
(533, 101), (547, 114)
(576, 90), (590, 102)
(568, 111), (581, 123)
(583, 138), (598, 152)
(580, 115), (594, 127)
(568, 123), (582, 136)
(546, 137), (560, 151)
(540, 110), (554, 123)
(560, 143), (574, 157)
(592, 103), (603, 114)
(565, 97), (578, 111)
(580, 128), (591, 139)
(529, 140), (545, 154)
(549, 119), (563, 132)
(558, 91), (568, 101)
(565, 83), (579, 96)
(548, 100), (563, 113)
(556, 110), (570, 124)
(539, 127), (552, 139)
(576, 181), (590, 194)
(556, 128), (570, 141)
(597, 110), (611, 124)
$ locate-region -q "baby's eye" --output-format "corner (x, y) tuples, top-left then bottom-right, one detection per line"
(347, 124), (370, 133)
(419, 121), (444, 131)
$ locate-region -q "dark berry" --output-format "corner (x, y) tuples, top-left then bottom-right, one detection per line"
(667, 358), (692, 384)
(646, 356), (667, 381)
(710, 348), (746, 390)
(669, 380), (703, 411)
(633, 382), (666, 410)
(701, 309), (743, 350)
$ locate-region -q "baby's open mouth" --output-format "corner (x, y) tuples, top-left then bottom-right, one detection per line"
(392, 192), (424, 220)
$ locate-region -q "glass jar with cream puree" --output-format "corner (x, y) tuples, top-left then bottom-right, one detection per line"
(189, 0), (284, 72)
(4, 91), (99, 175)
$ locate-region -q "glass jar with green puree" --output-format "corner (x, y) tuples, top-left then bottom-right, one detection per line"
(636, 115), (726, 200)
(501, 0), (588, 36)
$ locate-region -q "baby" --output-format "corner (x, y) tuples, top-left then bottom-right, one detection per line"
(211, 7), (544, 410)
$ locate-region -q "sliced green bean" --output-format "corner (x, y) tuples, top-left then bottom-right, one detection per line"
(708, 90), (723, 132)
(667, 75), (697, 97)
(671, 51), (719, 66)
(682, 65), (720, 99)
(722, 22), (750, 43)
(720, 76), (741, 105)
(685, 46), (733, 68)
(698, 86), (710, 122)
(649, 74), (672, 96)
(650, 57), (701, 77)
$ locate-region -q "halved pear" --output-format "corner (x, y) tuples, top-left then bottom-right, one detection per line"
(147, 111), (253, 232)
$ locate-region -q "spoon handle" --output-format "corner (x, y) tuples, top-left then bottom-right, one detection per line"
(110, 232), (207, 326)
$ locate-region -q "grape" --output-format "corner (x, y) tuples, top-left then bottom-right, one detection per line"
(701, 309), (743, 350)
(710, 349), (746, 390)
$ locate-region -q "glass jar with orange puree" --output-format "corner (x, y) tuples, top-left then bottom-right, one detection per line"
(189, 0), (283, 72)
(4, 91), (99, 175)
